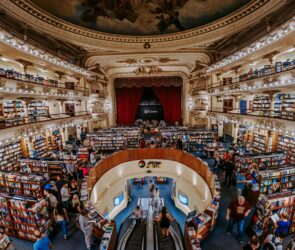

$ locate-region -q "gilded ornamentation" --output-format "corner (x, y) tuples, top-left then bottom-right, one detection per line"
(117, 59), (137, 64)
(1, 0), (275, 50)
(133, 66), (163, 75)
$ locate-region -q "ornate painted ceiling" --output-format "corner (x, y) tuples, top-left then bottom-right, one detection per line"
(30, 0), (250, 36)
(0, 0), (286, 51)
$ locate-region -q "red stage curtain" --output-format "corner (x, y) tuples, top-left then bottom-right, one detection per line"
(152, 86), (181, 124)
(116, 87), (144, 125)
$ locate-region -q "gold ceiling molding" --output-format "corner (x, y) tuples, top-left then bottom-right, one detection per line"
(133, 66), (163, 75)
(0, 0), (282, 50)
(117, 57), (179, 65)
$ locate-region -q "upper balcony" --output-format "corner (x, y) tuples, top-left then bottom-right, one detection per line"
(208, 60), (295, 95)
(0, 111), (91, 130)
(0, 68), (90, 99)
(208, 108), (295, 134)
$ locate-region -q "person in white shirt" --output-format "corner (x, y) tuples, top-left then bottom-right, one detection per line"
(79, 209), (93, 250)
(60, 183), (71, 209)
(66, 160), (76, 179)
(153, 188), (160, 209)
(90, 152), (96, 166)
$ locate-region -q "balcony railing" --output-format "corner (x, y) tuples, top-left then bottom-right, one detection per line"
(208, 108), (295, 121)
(0, 72), (90, 93)
(0, 111), (90, 129)
(208, 61), (295, 89)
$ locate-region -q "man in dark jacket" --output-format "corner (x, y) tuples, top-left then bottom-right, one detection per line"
(223, 157), (235, 187)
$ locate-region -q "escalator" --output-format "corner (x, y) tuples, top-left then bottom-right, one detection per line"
(152, 198), (185, 250)
(125, 220), (146, 250)
(154, 221), (176, 250)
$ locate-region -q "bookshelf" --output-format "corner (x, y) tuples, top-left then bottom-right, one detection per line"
(0, 233), (14, 249)
(30, 135), (51, 159)
(252, 95), (271, 114)
(0, 141), (21, 172)
(245, 128), (273, 153)
(259, 166), (295, 194)
(185, 176), (220, 247)
(251, 192), (295, 237)
(88, 133), (127, 152)
(274, 93), (295, 120)
(0, 100), (25, 127)
(235, 152), (287, 172)
(18, 159), (66, 180)
(277, 135), (295, 164)
(187, 130), (214, 151)
(51, 130), (63, 150)
(0, 197), (51, 241)
(28, 101), (50, 122)
(0, 172), (45, 199)
(126, 130), (140, 148)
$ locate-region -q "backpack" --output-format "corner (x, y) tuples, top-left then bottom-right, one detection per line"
(49, 194), (57, 209)
(46, 194), (57, 213)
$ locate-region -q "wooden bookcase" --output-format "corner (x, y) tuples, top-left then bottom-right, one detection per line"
(251, 192), (295, 237)
(0, 197), (51, 241)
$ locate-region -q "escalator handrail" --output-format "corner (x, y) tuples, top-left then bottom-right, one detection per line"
(117, 219), (136, 250)
(154, 222), (159, 250)
(117, 213), (136, 250)
(169, 223), (184, 250)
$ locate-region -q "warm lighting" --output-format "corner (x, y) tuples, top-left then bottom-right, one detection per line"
(0, 27), (90, 76)
(207, 16), (295, 73)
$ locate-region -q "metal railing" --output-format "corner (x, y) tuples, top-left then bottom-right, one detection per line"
(208, 108), (295, 121)
(208, 62), (295, 89)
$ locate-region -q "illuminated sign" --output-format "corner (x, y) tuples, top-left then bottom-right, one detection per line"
(138, 160), (161, 168)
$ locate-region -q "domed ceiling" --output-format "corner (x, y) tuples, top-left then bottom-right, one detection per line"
(30, 0), (251, 36)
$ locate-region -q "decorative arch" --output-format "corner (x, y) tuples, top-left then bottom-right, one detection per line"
(108, 71), (189, 126)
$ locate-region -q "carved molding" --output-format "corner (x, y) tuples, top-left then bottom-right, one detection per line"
(0, 0), (282, 50)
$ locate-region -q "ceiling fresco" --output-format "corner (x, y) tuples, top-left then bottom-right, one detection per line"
(30, 0), (251, 36)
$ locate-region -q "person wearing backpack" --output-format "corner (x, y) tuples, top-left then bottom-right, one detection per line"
(44, 189), (57, 214)
(263, 232), (286, 250)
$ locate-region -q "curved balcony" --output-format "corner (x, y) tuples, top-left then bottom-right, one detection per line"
(0, 72), (90, 95)
(87, 148), (219, 248)
(208, 62), (295, 93)
(208, 108), (295, 122)
(0, 111), (91, 130)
